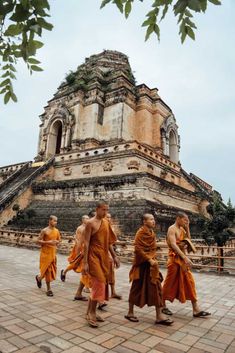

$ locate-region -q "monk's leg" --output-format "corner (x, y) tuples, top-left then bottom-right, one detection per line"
(74, 281), (88, 301)
(110, 283), (122, 299)
(89, 300), (98, 321)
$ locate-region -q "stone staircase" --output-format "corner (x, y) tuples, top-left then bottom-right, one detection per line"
(0, 158), (54, 221)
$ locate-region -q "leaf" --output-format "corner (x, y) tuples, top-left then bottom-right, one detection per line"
(31, 65), (43, 71)
(4, 24), (23, 36)
(1, 71), (10, 78)
(185, 17), (197, 29)
(0, 78), (11, 87)
(199, 0), (207, 12)
(145, 24), (154, 41)
(153, 23), (160, 40)
(125, 1), (132, 19)
(28, 57), (41, 64)
(37, 17), (53, 31)
(208, 0), (221, 4)
(11, 92), (17, 102)
(4, 91), (11, 104)
(113, 0), (124, 13)
(33, 40), (44, 49)
(188, 0), (202, 12)
(142, 18), (153, 27)
(186, 26), (195, 40)
(10, 4), (31, 22)
(100, 0), (112, 9)
(160, 5), (169, 21)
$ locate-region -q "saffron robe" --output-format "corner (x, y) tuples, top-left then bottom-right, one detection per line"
(88, 218), (116, 284)
(162, 228), (197, 303)
(39, 228), (61, 282)
(128, 226), (163, 308)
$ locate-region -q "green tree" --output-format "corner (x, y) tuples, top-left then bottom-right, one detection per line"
(0, 0), (53, 104)
(0, 0), (222, 104)
(100, 0), (221, 42)
(200, 195), (235, 271)
(201, 194), (235, 247)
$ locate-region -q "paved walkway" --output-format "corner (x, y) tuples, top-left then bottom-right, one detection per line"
(0, 245), (234, 353)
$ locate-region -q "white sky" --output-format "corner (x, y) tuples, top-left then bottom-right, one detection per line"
(0, 0), (234, 203)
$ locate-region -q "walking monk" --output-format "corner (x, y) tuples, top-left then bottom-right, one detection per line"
(125, 214), (173, 325)
(60, 215), (90, 301)
(35, 215), (61, 297)
(162, 212), (211, 318)
(83, 201), (120, 327)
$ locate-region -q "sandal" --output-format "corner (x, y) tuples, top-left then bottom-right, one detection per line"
(162, 307), (173, 316)
(60, 270), (66, 282)
(155, 318), (173, 326)
(46, 290), (54, 297)
(86, 315), (98, 328)
(98, 303), (107, 310)
(124, 315), (139, 322)
(35, 275), (42, 289)
(73, 296), (88, 301)
(111, 294), (122, 300)
(193, 311), (211, 318)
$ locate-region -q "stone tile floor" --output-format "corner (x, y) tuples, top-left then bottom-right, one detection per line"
(0, 245), (234, 353)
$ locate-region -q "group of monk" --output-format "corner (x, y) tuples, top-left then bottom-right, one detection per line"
(35, 201), (211, 328)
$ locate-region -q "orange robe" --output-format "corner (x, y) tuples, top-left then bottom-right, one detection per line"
(162, 228), (197, 303)
(88, 218), (116, 301)
(40, 228), (61, 282)
(66, 242), (91, 288)
(128, 226), (163, 308)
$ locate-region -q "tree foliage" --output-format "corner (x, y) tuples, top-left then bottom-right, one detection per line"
(0, 0), (53, 104)
(100, 0), (221, 42)
(200, 194), (235, 246)
(0, 0), (222, 104)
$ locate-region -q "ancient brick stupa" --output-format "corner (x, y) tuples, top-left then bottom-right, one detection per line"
(0, 50), (214, 235)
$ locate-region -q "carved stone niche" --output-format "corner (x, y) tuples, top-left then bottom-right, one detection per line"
(127, 160), (140, 170)
(103, 160), (113, 172)
(82, 165), (91, 175)
(63, 166), (72, 176)
(160, 168), (167, 179)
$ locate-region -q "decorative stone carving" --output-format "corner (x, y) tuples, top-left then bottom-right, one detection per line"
(127, 160), (140, 170)
(82, 165), (91, 174)
(103, 161), (113, 172)
(63, 167), (72, 176)
(160, 169), (167, 178)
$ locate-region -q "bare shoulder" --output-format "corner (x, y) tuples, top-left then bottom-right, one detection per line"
(167, 224), (176, 234)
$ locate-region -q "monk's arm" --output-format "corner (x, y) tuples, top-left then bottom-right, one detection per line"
(36, 230), (58, 246)
(109, 244), (120, 268)
(184, 220), (191, 239)
(74, 229), (83, 253)
(83, 222), (92, 271)
(168, 229), (193, 266)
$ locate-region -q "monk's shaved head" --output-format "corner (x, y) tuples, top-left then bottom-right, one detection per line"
(142, 213), (154, 223)
(96, 201), (108, 209)
(176, 212), (188, 219)
(49, 215), (57, 221)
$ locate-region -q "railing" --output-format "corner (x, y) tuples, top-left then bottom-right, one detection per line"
(117, 240), (235, 274)
(0, 228), (235, 274)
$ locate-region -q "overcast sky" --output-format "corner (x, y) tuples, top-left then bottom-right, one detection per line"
(0, 1), (234, 203)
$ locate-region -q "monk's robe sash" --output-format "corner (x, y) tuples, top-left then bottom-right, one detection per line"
(129, 226), (161, 285)
(40, 228), (60, 282)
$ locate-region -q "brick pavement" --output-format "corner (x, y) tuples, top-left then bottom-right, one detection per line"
(0, 245), (234, 353)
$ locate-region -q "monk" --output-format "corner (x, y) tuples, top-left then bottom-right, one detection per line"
(97, 213), (122, 310)
(125, 214), (173, 325)
(35, 215), (61, 297)
(60, 215), (90, 301)
(162, 212), (211, 318)
(83, 201), (120, 327)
